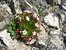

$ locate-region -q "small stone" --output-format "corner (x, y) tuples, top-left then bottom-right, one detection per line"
(44, 13), (59, 28)
(62, 21), (66, 33)
(62, 3), (66, 11)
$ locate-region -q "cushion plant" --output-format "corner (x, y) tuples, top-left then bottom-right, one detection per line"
(8, 11), (40, 44)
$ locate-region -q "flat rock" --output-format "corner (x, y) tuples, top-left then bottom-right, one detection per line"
(44, 13), (59, 29)
(0, 29), (39, 50)
(0, 3), (13, 31)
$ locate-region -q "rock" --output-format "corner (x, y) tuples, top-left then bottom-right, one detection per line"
(50, 31), (64, 50)
(13, 0), (22, 14)
(44, 13), (65, 50)
(0, 3), (13, 31)
(0, 29), (39, 50)
(61, 3), (66, 11)
(62, 21), (66, 33)
(46, 0), (53, 5)
(48, 6), (60, 13)
(0, 0), (65, 50)
(63, 36), (66, 47)
(19, 0), (48, 16)
(57, 0), (61, 5)
(38, 24), (48, 46)
(61, 0), (66, 3)
(0, 39), (8, 50)
(6, 0), (16, 15)
(62, 25), (66, 33)
(44, 13), (59, 29)
(46, 0), (61, 5)
(50, 30), (61, 34)
(1, 3), (12, 14)
(48, 26), (64, 50)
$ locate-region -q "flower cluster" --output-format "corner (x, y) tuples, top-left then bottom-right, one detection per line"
(8, 12), (40, 44)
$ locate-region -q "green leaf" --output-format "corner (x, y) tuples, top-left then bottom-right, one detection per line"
(11, 31), (15, 36)
(10, 22), (15, 26)
(65, 16), (66, 20)
(35, 28), (40, 32)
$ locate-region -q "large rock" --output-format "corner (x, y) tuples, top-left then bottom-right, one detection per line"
(0, 3), (13, 31)
(0, 29), (39, 50)
(13, 0), (22, 14)
(0, 39), (8, 50)
(38, 24), (48, 46)
(44, 13), (59, 29)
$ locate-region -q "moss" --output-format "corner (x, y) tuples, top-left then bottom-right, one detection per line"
(48, 6), (59, 13)
(65, 16), (66, 21)
(0, 16), (4, 22)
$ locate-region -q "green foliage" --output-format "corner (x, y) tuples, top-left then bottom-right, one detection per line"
(38, 6), (48, 17)
(65, 16), (66, 21)
(8, 12), (40, 42)
(0, 16), (4, 22)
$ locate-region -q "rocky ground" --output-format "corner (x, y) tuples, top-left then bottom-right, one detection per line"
(0, 0), (66, 50)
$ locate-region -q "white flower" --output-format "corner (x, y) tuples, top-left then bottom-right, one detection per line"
(19, 17), (22, 21)
(22, 30), (27, 35)
(37, 17), (39, 20)
(33, 31), (36, 35)
(26, 16), (30, 21)
(35, 23), (39, 27)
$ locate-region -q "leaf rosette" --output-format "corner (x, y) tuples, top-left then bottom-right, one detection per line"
(8, 11), (40, 44)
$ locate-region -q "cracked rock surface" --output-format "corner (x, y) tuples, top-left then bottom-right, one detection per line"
(0, 0), (66, 50)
